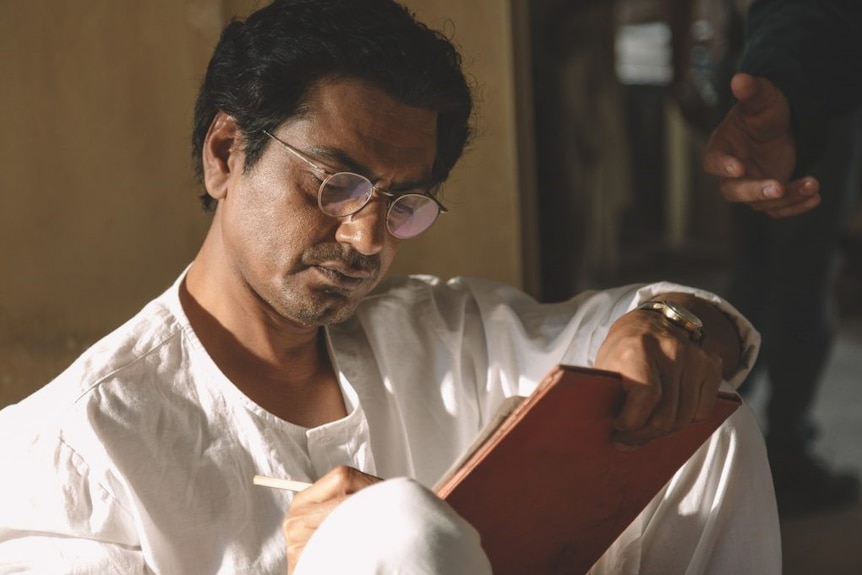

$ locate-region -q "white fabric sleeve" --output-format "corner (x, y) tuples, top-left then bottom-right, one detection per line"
(0, 538), (149, 575)
(629, 281), (760, 390)
(589, 401), (781, 574)
(0, 430), (147, 574)
(458, 278), (759, 397)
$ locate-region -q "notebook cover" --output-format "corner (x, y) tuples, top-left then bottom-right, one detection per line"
(436, 364), (741, 575)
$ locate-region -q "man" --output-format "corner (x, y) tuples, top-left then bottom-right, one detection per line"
(702, 0), (862, 514)
(0, 1), (779, 573)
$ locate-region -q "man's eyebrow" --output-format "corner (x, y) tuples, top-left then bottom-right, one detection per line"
(307, 145), (438, 192)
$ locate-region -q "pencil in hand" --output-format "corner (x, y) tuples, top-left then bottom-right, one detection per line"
(253, 474), (313, 492)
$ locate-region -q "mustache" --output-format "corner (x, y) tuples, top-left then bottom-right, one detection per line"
(301, 244), (380, 274)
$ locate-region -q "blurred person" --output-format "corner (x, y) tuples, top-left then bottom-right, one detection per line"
(702, 0), (862, 514)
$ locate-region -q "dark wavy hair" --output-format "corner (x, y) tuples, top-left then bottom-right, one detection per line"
(192, 0), (474, 210)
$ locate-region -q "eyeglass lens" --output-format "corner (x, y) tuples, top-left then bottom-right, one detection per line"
(318, 173), (440, 239)
(386, 194), (440, 239)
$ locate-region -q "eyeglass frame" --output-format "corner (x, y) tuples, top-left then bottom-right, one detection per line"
(261, 130), (448, 238)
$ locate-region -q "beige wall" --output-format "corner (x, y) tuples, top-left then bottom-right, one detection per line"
(390, 0), (530, 286)
(0, 0), (532, 406)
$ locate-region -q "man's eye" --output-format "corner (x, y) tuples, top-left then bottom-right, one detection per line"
(391, 201), (415, 217)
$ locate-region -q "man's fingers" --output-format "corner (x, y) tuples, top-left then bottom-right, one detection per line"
(702, 145), (745, 178)
(718, 177), (785, 203)
(284, 467), (381, 575)
(729, 72), (757, 102)
(283, 497), (344, 536)
(717, 173), (821, 216)
(293, 466), (381, 505)
(787, 176), (820, 198)
(283, 496), (348, 575)
(693, 381), (719, 423)
(673, 373), (702, 430)
(612, 426), (663, 448)
(613, 372), (662, 433)
(731, 73), (781, 116)
(746, 187), (821, 217)
(762, 193), (821, 218)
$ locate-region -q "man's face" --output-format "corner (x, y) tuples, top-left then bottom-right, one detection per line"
(216, 78), (438, 327)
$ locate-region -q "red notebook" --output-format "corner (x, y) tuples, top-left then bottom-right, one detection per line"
(434, 364), (741, 575)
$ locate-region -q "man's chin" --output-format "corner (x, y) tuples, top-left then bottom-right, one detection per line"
(292, 291), (363, 327)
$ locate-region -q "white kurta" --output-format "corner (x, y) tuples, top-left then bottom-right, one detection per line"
(0, 272), (779, 574)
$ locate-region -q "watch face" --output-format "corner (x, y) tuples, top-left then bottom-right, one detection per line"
(664, 301), (703, 328)
(638, 300), (705, 345)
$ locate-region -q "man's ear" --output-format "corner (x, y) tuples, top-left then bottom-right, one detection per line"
(202, 111), (242, 202)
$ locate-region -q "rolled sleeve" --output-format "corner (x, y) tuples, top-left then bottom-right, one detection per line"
(629, 282), (760, 390)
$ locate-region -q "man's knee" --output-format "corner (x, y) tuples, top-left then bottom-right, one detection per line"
(295, 478), (492, 575)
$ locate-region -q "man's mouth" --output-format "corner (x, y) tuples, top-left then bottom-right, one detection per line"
(301, 245), (380, 289)
(313, 263), (374, 286)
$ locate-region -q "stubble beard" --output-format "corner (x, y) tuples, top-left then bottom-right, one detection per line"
(283, 243), (382, 326)
(292, 287), (362, 326)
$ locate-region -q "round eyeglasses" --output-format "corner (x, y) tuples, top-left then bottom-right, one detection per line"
(263, 131), (447, 239)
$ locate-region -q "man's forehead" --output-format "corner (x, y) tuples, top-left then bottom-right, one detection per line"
(300, 77), (437, 135)
(272, 78), (438, 189)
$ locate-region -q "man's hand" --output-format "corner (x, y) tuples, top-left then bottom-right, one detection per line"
(283, 466), (381, 575)
(595, 299), (731, 447)
(702, 72), (821, 218)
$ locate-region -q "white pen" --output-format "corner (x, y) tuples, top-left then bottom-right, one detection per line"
(253, 474), (313, 492)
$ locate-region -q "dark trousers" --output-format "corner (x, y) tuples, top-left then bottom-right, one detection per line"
(729, 112), (862, 448)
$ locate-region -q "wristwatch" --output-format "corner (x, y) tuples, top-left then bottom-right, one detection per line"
(637, 300), (705, 345)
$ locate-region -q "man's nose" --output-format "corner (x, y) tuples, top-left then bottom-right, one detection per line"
(334, 197), (388, 255)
